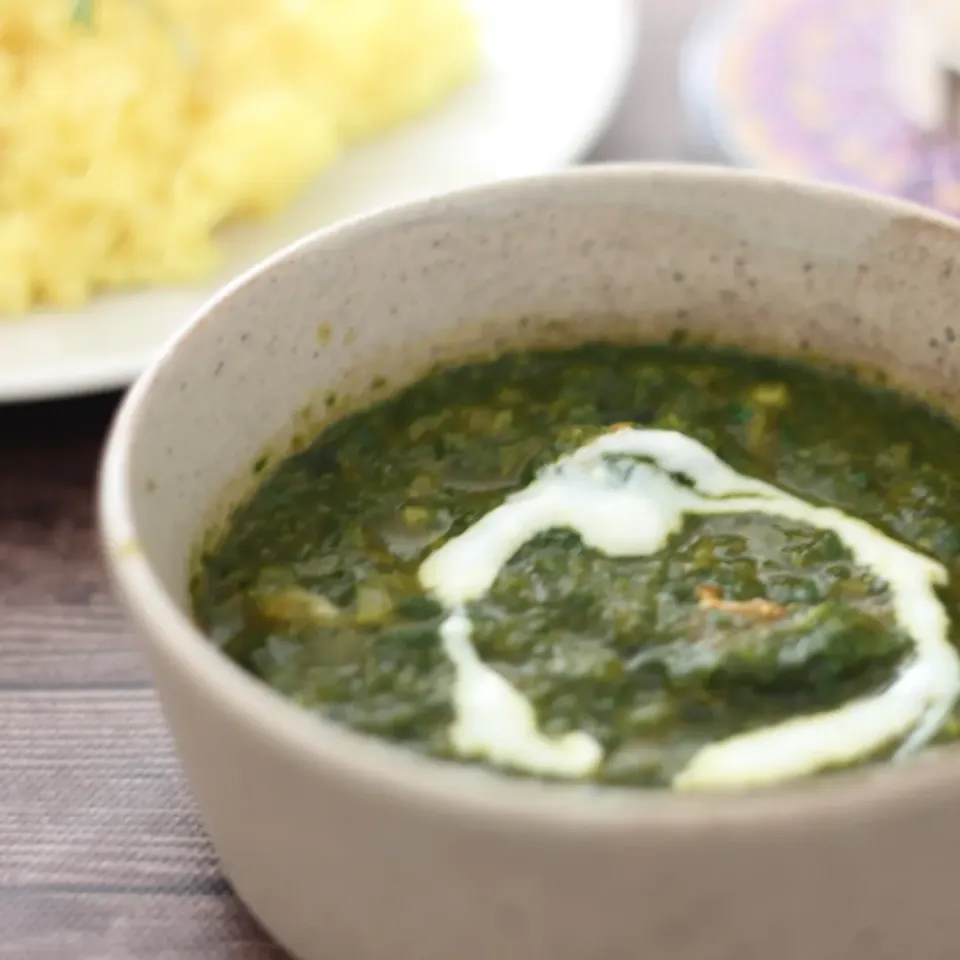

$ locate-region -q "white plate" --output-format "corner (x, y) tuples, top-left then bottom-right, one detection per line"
(0, 0), (639, 403)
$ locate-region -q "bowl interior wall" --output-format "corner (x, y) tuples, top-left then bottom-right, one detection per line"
(122, 172), (960, 609)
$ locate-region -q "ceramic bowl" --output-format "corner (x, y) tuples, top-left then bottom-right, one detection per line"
(99, 165), (960, 960)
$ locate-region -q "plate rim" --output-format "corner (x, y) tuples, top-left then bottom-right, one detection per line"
(678, 0), (750, 170)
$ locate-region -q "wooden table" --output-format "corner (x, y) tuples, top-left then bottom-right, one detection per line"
(0, 2), (707, 955)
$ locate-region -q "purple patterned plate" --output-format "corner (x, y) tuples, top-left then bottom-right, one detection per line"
(681, 0), (960, 216)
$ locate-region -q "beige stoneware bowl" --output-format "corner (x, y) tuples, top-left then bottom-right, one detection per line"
(99, 165), (960, 960)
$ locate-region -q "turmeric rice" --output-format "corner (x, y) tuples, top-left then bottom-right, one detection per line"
(0, 0), (478, 313)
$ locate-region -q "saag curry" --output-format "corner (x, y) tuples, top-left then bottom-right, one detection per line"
(191, 344), (960, 790)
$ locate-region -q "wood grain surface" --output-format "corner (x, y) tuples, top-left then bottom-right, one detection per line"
(0, 2), (707, 955)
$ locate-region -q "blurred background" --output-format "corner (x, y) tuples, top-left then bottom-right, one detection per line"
(3, 0), (956, 404)
(4, 0), (957, 398)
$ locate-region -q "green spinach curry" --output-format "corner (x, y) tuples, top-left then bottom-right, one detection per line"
(191, 345), (960, 790)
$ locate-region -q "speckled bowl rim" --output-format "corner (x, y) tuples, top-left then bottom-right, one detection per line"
(99, 163), (960, 837)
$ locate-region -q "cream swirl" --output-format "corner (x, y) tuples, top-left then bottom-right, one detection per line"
(418, 429), (959, 791)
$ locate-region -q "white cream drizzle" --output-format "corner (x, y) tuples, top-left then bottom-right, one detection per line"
(416, 428), (960, 792)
